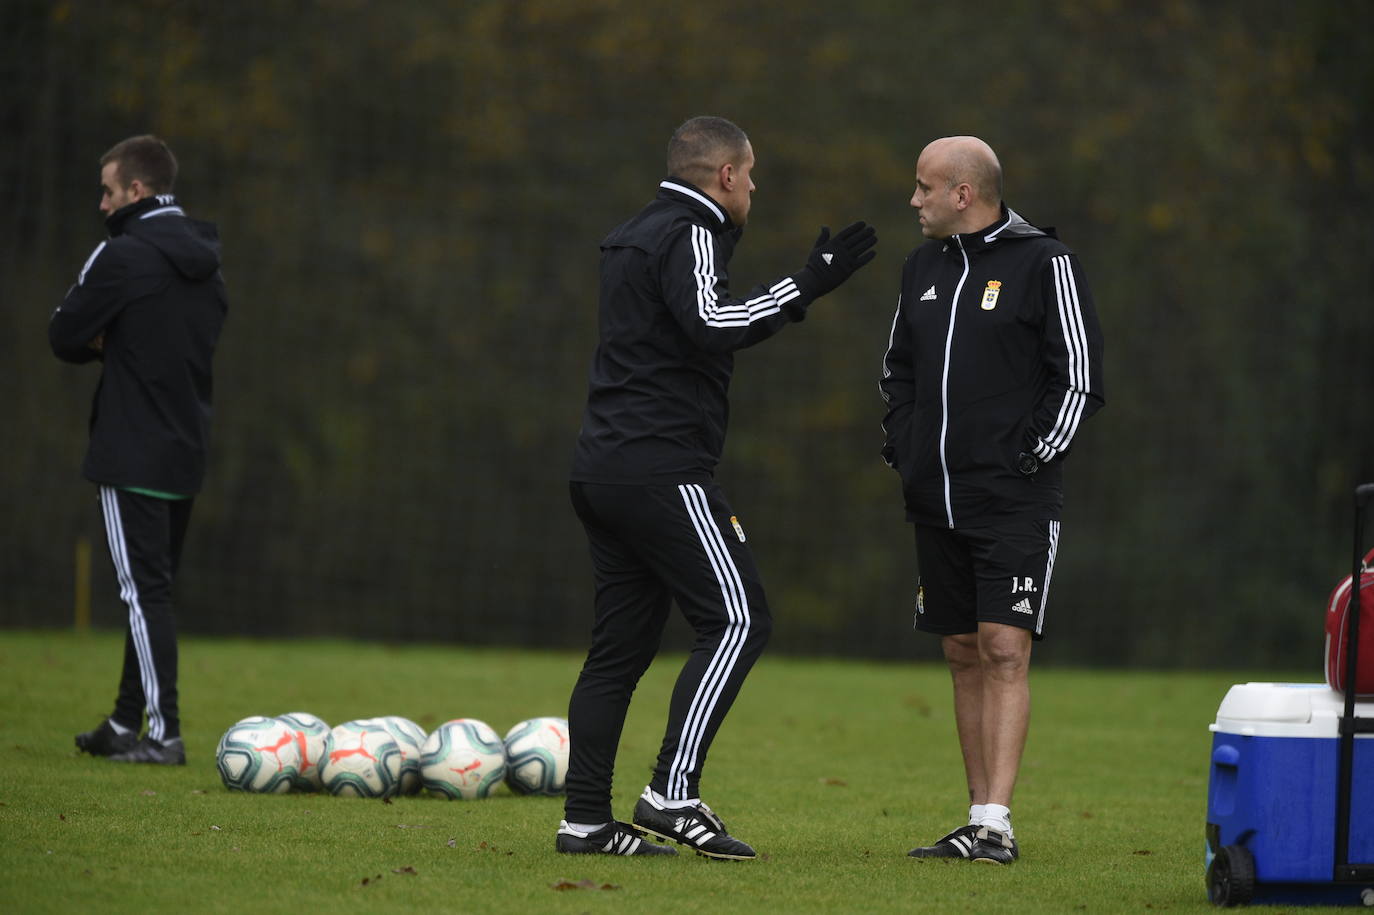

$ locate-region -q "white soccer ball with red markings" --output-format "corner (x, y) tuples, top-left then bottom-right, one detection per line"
(216, 715), (302, 794)
(420, 718), (506, 800)
(275, 712), (330, 792)
(502, 716), (570, 796)
(378, 716), (428, 796)
(320, 718), (403, 798)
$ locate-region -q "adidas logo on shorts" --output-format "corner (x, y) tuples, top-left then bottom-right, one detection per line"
(1011, 597), (1033, 615)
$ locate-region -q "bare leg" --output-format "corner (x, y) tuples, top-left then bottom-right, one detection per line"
(942, 632), (987, 805)
(977, 622), (1032, 807)
(942, 624), (1032, 808)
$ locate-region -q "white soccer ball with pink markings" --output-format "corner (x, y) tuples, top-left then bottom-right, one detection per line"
(319, 718), (403, 798)
(378, 715), (428, 796)
(420, 718), (505, 800)
(502, 716), (570, 796)
(275, 711), (330, 792)
(216, 715), (302, 794)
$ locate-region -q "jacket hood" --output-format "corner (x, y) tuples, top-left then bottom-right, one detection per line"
(107, 196), (222, 281)
(946, 206), (1054, 255)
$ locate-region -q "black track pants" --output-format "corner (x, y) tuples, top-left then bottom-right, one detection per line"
(564, 481), (773, 824)
(98, 486), (193, 742)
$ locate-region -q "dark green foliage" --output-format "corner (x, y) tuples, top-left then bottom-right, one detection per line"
(3, 1), (1371, 666)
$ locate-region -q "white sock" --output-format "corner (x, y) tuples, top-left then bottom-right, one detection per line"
(565, 821), (608, 835)
(647, 786), (698, 810)
(107, 719), (134, 735)
(978, 804), (1013, 837)
(967, 804), (987, 827)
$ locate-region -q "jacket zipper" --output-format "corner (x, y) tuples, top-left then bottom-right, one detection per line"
(938, 236), (972, 529)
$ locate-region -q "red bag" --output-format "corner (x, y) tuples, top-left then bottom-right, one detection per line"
(1325, 546), (1374, 695)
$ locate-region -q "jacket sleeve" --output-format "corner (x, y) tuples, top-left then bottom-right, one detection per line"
(658, 225), (814, 354)
(49, 239), (126, 364)
(1025, 251), (1105, 463)
(878, 292), (913, 469)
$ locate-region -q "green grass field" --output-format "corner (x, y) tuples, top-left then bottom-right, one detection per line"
(0, 630), (1314, 913)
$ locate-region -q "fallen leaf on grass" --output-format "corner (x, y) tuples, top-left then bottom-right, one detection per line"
(360, 874), (383, 887)
(382, 797), (393, 805)
(210, 825), (222, 831)
(394, 824), (432, 829)
(446, 837), (457, 848)
(191, 789), (206, 795)
(1133, 849), (1153, 856)
(820, 777), (847, 786)
(141, 790), (157, 796)
(391, 867), (418, 876)
(551, 879), (620, 891)
(59, 814), (66, 821)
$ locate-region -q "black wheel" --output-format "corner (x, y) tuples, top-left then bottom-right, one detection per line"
(1207, 844), (1256, 906)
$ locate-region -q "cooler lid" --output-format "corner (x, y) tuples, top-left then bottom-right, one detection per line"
(1210, 682), (1374, 738)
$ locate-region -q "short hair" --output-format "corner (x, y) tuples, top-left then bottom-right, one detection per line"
(667, 116), (750, 186)
(100, 134), (178, 194)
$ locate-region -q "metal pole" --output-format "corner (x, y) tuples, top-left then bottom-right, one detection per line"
(1334, 483), (1374, 880)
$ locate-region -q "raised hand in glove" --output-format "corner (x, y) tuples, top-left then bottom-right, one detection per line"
(803, 221), (878, 296)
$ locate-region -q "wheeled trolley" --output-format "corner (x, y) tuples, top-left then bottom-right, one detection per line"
(1205, 484), (1374, 906)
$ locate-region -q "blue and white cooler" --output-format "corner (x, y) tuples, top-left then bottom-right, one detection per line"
(1206, 682), (1374, 906)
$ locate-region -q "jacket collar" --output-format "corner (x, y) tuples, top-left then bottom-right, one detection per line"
(658, 178), (732, 230)
(105, 194), (185, 236)
(946, 205), (1048, 253)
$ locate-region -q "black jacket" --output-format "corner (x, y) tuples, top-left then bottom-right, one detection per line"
(571, 179), (818, 484)
(880, 207), (1104, 528)
(50, 195), (228, 494)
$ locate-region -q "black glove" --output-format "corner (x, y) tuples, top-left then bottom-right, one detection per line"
(803, 221), (878, 296)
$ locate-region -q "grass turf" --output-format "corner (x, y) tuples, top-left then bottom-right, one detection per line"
(0, 630), (1309, 912)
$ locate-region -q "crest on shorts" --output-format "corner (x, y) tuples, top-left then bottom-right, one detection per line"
(730, 515), (746, 542)
(981, 280), (1002, 311)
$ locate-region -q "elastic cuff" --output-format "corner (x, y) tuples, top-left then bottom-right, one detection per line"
(783, 269), (821, 321)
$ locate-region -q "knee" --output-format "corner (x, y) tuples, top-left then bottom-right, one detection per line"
(942, 633), (980, 674)
(978, 634), (1031, 680)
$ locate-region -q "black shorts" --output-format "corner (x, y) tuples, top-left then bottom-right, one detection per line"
(912, 520), (1061, 640)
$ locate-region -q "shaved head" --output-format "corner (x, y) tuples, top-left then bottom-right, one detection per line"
(910, 136), (1004, 239)
(923, 136), (1002, 203)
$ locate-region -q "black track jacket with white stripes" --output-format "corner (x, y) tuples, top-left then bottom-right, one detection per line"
(50, 195), (227, 495)
(572, 179), (817, 484)
(879, 207), (1104, 528)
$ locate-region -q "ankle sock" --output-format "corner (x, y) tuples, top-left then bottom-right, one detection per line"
(978, 803), (1013, 837)
(648, 787), (698, 810)
(566, 821), (608, 834)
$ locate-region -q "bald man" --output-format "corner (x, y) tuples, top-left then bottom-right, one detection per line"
(559, 116), (876, 858)
(879, 137), (1105, 863)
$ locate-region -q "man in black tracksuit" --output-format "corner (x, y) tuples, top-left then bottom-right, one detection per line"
(557, 116), (877, 858)
(51, 135), (227, 766)
(880, 137), (1103, 863)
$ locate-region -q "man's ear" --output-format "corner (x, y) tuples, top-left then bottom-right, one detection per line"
(127, 179), (150, 202)
(718, 162), (735, 191)
(953, 181), (973, 211)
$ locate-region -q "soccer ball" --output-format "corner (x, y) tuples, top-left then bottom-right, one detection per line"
(378, 716), (427, 796)
(276, 712), (330, 792)
(420, 718), (506, 800)
(502, 716), (570, 796)
(320, 719), (403, 798)
(216, 716), (302, 794)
